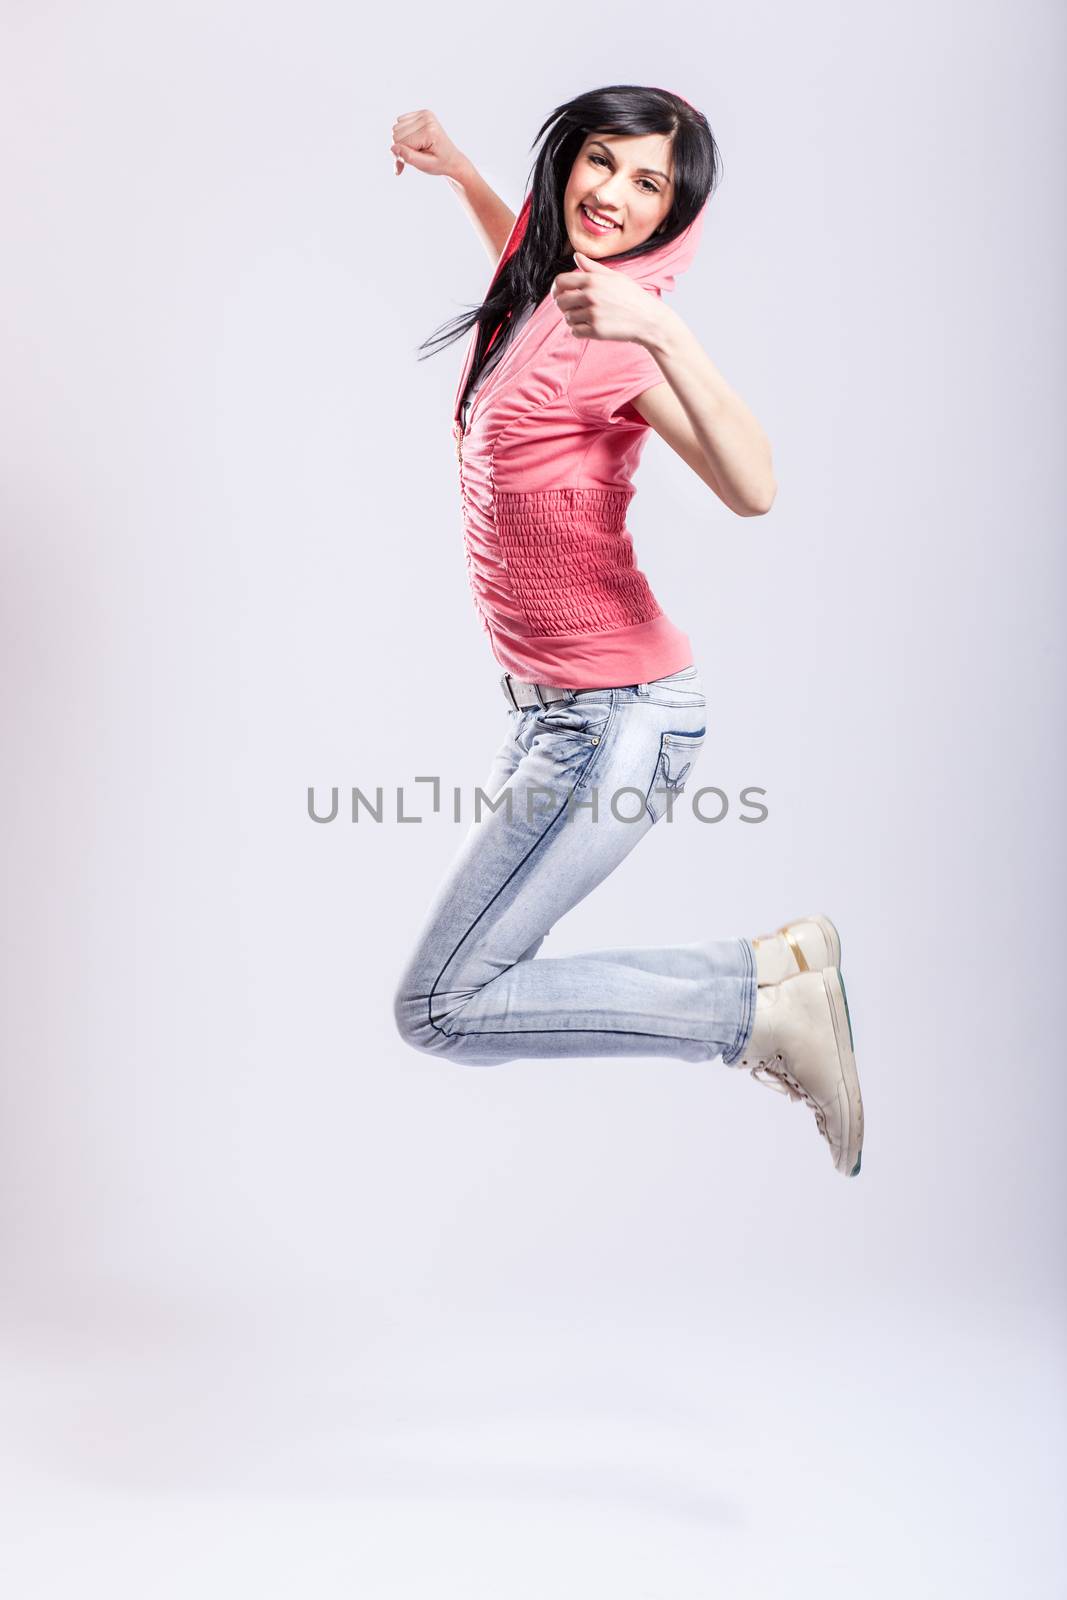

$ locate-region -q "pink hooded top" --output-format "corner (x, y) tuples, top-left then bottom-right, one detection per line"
(451, 191), (708, 689)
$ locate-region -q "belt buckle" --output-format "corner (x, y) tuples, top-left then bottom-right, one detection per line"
(533, 683), (549, 709)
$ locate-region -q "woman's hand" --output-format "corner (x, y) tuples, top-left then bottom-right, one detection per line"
(392, 111), (515, 264)
(390, 109), (467, 180)
(550, 251), (668, 348)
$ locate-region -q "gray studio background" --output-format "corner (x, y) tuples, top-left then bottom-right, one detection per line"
(1, 2), (1063, 1595)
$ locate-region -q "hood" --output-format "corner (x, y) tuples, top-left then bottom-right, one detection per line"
(598, 198), (707, 294)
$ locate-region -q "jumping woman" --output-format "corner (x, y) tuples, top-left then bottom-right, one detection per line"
(388, 85), (864, 1177)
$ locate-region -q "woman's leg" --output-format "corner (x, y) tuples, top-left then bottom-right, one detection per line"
(392, 675), (756, 1068)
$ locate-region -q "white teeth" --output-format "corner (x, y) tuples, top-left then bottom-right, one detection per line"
(581, 203), (619, 229)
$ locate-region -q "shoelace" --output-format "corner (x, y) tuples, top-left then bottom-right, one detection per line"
(742, 1052), (829, 1141)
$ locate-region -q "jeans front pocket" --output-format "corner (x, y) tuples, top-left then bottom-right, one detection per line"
(645, 727), (706, 823)
(528, 691), (614, 744)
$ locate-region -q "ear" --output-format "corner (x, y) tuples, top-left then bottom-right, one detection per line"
(573, 249), (611, 271)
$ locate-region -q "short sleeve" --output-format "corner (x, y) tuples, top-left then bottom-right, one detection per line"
(566, 334), (666, 428)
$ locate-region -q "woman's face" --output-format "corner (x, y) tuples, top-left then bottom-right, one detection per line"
(562, 130), (676, 257)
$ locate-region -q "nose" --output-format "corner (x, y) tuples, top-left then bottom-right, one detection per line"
(590, 174), (627, 212)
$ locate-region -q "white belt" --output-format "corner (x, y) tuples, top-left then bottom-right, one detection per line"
(500, 671), (577, 710)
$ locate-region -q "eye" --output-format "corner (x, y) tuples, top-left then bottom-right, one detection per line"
(587, 151), (661, 197)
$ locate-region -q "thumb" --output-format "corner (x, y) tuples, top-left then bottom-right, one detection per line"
(573, 249), (610, 270)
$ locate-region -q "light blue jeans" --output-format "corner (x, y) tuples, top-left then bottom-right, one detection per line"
(393, 665), (757, 1067)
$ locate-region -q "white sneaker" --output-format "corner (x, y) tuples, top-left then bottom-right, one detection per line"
(751, 913), (842, 985)
(733, 966), (863, 1177)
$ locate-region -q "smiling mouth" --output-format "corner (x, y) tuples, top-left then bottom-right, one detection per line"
(579, 201), (621, 234)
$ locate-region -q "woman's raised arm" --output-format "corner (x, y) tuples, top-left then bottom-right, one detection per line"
(390, 109), (516, 266)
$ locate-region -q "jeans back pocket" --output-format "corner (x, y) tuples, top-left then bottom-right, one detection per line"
(645, 727), (706, 823)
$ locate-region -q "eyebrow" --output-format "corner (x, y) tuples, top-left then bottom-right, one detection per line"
(588, 139), (672, 184)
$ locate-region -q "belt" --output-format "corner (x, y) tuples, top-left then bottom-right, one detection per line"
(500, 671), (576, 710)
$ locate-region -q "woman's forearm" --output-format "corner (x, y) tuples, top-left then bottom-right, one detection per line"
(643, 303), (777, 516)
(446, 156), (517, 266)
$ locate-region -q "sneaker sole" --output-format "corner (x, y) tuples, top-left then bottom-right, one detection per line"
(808, 913), (842, 970)
(822, 966), (863, 1177)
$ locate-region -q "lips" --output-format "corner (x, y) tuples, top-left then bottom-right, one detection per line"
(579, 202), (621, 235)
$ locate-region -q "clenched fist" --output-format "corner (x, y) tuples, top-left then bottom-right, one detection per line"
(551, 251), (666, 346)
(390, 109), (466, 180)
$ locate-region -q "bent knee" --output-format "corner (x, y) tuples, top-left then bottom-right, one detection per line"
(392, 982), (458, 1058)
(393, 975), (487, 1059)
(393, 982), (431, 1053)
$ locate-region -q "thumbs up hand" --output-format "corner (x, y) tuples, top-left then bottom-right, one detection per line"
(550, 250), (666, 347)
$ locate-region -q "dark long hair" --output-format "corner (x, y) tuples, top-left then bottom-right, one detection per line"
(419, 84), (722, 417)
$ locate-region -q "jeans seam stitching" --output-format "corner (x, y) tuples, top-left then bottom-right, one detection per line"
(427, 692), (618, 1035)
(722, 936), (756, 1064)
